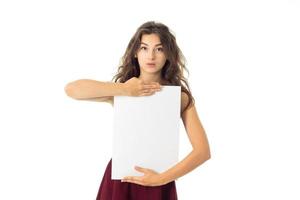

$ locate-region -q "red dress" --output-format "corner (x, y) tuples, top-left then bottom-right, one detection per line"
(96, 158), (178, 200)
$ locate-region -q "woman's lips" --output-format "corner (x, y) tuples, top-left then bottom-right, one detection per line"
(146, 63), (156, 67)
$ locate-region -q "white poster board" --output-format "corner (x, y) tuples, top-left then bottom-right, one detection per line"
(112, 86), (181, 180)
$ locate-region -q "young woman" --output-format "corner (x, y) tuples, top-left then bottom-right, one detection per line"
(64, 21), (211, 200)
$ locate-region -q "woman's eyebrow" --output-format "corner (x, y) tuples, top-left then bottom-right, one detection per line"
(140, 42), (162, 47)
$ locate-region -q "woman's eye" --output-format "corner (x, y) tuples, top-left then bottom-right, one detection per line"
(140, 46), (163, 52)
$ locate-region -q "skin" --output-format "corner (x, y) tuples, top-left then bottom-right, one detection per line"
(121, 33), (211, 186)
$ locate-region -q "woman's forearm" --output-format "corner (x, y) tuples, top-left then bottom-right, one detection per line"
(64, 79), (126, 99)
(160, 150), (211, 184)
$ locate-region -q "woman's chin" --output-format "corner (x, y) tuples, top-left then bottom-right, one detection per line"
(141, 67), (157, 73)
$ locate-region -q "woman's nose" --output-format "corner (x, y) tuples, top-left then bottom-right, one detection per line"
(147, 50), (155, 59)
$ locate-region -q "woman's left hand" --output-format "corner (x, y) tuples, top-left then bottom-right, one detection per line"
(122, 166), (166, 186)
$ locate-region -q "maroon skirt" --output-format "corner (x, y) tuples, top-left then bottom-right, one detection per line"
(96, 158), (178, 200)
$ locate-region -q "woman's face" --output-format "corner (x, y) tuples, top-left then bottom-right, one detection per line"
(136, 33), (167, 74)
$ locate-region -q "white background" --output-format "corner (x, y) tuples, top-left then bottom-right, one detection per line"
(0, 0), (299, 199)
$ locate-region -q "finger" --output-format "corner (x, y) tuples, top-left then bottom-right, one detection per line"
(140, 91), (155, 96)
(122, 177), (133, 182)
(134, 166), (148, 173)
(142, 89), (151, 93)
(122, 176), (143, 182)
(142, 89), (159, 94)
(142, 84), (160, 89)
(141, 92), (155, 96)
(143, 86), (161, 92)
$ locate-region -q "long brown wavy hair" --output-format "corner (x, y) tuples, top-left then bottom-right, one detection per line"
(111, 21), (195, 116)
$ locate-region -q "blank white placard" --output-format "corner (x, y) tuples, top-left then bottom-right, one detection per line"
(112, 86), (181, 180)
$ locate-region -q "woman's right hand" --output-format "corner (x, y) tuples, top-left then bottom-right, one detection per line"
(123, 77), (162, 97)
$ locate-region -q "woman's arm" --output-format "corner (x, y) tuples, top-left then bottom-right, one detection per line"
(160, 94), (211, 184)
(122, 92), (211, 186)
(64, 79), (125, 100)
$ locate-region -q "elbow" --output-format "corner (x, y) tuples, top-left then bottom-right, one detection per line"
(202, 151), (211, 162)
(204, 148), (211, 161)
(206, 151), (211, 161)
(194, 149), (211, 162)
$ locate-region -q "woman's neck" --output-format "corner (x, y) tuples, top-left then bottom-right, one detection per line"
(138, 74), (163, 84)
